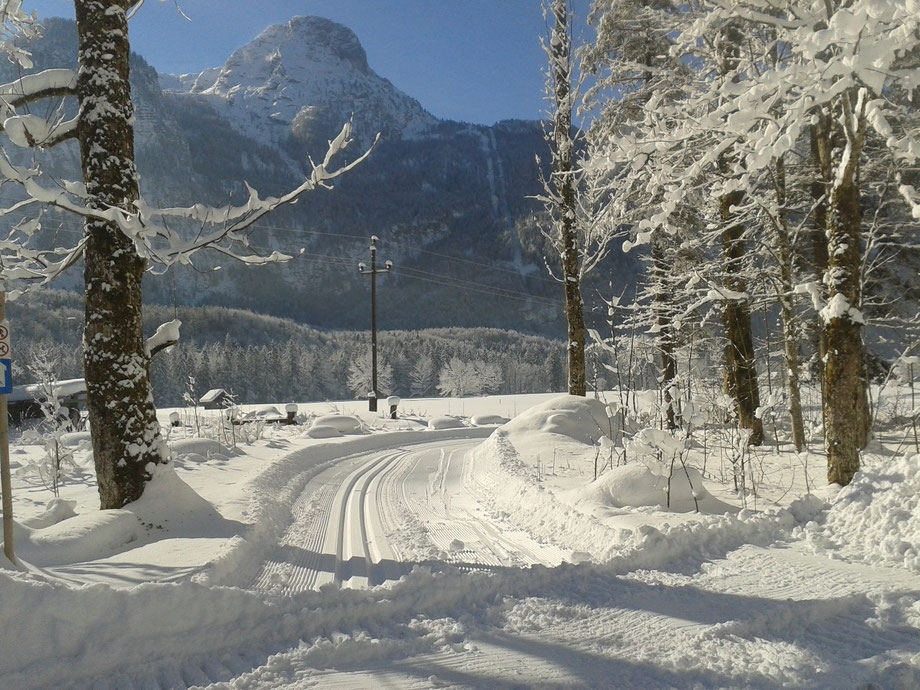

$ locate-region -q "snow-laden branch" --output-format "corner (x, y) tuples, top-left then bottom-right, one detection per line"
(0, 120), (378, 289)
(0, 68), (76, 115)
(145, 319), (181, 357)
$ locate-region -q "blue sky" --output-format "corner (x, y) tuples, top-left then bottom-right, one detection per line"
(26, 0), (593, 126)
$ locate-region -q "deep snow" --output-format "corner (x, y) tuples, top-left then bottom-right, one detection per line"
(1, 392), (918, 689)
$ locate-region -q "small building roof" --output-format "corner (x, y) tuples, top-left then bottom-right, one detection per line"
(199, 388), (230, 404)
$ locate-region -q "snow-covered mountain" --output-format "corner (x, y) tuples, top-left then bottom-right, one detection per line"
(4, 16), (639, 335)
(163, 17), (436, 151)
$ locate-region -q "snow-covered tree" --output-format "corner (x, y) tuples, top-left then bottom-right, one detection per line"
(437, 357), (477, 398)
(409, 354), (437, 397)
(537, 0), (617, 397)
(584, 0), (920, 483)
(474, 360), (504, 395)
(582, 0), (692, 431)
(0, 2), (374, 508)
(346, 350), (394, 400)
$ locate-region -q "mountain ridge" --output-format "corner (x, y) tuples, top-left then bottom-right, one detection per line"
(4, 16), (637, 337)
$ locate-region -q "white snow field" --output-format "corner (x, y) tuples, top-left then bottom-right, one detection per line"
(2, 393), (919, 689)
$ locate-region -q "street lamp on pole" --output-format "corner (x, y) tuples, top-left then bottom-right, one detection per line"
(358, 235), (391, 412)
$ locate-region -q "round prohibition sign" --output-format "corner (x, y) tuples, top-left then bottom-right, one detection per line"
(0, 342), (8, 357)
(0, 325), (8, 340)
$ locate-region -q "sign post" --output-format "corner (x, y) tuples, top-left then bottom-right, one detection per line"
(0, 292), (14, 564)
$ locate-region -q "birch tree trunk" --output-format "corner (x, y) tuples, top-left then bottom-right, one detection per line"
(652, 235), (678, 429)
(809, 119), (831, 387)
(76, 0), (168, 508)
(772, 156), (806, 452)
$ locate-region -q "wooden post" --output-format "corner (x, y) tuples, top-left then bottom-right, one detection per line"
(0, 291), (14, 563)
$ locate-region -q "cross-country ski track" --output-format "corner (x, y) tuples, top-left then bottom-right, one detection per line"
(5, 410), (920, 690)
(250, 439), (567, 596)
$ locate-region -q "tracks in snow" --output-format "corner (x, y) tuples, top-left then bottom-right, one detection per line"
(251, 438), (563, 595)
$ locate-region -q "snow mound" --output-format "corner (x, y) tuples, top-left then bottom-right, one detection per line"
(306, 425), (343, 439)
(428, 415), (465, 430)
(171, 438), (234, 467)
(312, 414), (363, 434)
(805, 454), (920, 571)
(126, 463), (237, 539)
(171, 438), (233, 458)
(59, 431), (92, 449)
(244, 405), (283, 419)
(470, 414), (510, 426)
(12, 510), (139, 566)
(20, 498), (77, 529)
(575, 463), (736, 514)
(502, 394), (613, 445)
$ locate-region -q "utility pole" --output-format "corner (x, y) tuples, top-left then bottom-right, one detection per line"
(358, 236), (391, 411)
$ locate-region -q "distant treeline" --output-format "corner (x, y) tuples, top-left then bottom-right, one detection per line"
(11, 290), (566, 405)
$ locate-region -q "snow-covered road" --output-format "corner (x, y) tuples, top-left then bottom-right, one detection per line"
(249, 440), (566, 595)
(3, 395), (919, 689)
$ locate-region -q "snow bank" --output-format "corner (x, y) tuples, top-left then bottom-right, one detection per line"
(468, 395), (822, 565)
(170, 437), (234, 462)
(575, 462), (734, 514)
(125, 463), (238, 539)
(428, 415), (465, 430)
(803, 454), (920, 572)
(502, 394), (612, 444)
(19, 497), (78, 529)
(470, 414), (510, 426)
(305, 424), (343, 438)
(311, 414), (363, 434)
(11, 510), (139, 567)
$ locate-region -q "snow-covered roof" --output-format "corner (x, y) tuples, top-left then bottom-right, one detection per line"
(8, 378), (86, 403)
(199, 388), (230, 404)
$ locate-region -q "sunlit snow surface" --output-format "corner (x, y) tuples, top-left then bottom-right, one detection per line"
(1, 392), (918, 689)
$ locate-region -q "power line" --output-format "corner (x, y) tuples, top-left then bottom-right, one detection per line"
(2, 202), (564, 306)
(4, 206), (557, 285)
(385, 238), (558, 285)
(396, 264), (563, 307)
(395, 271), (561, 308)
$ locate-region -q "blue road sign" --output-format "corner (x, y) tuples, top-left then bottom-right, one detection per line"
(0, 358), (10, 394)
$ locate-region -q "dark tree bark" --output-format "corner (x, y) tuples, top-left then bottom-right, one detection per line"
(720, 188), (764, 446)
(811, 88), (870, 485)
(716, 21), (763, 446)
(76, 0), (168, 508)
(825, 173), (867, 485)
(548, 0), (586, 396)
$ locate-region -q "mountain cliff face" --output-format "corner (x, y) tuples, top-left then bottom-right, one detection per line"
(5, 16), (638, 335)
(168, 17), (436, 151)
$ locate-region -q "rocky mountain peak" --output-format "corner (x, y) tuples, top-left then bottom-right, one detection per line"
(166, 15), (435, 151)
(205, 16), (371, 94)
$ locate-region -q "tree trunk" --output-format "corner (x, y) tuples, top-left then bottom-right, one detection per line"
(824, 176), (867, 485)
(719, 189), (764, 446)
(549, 0), (586, 396)
(717, 21), (763, 446)
(773, 156), (806, 452)
(652, 235), (678, 429)
(809, 119), (831, 398)
(76, 0), (168, 509)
